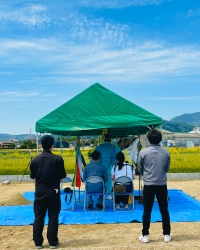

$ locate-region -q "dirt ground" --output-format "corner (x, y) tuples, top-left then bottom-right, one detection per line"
(1, 180), (200, 250)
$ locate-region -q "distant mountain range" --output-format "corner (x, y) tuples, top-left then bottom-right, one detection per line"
(162, 120), (194, 133)
(161, 112), (200, 133)
(0, 134), (36, 141)
(0, 112), (199, 138)
(170, 112), (200, 126)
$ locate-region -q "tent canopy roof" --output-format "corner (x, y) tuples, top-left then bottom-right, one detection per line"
(35, 83), (162, 136)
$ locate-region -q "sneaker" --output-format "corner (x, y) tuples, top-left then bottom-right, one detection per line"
(164, 235), (171, 243)
(107, 194), (112, 200)
(138, 235), (149, 243)
(36, 246), (42, 249)
(116, 204), (120, 209)
(96, 203), (103, 209)
(50, 242), (59, 249)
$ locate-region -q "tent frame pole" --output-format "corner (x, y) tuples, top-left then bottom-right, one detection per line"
(36, 132), (39, 155)
(60, 134), (62, 156)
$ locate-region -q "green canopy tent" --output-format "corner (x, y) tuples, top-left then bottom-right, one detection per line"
(35, 83), (162, 137)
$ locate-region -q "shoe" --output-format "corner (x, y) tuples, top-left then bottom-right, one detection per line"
(50, 241), (59, 249)
(96, 203), (103, 209)
(35, 246), (42, 249)
(88, 203), (93, 209)
(107, 194), (112, 200)
(164, 235), (171, 243)
(116, 204), (120, 209)
(138, 235), (149, 243)
(124, 204), (128, 209)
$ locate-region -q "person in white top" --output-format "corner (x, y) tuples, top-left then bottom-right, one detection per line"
(111, 152), (135, 208)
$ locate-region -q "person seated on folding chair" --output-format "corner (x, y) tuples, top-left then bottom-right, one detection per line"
(111, 152), (135, 209)
(83, 151), (108, 209)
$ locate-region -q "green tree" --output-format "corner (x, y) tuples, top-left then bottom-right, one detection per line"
(9, 143), (15, 149)
(20, 140), (36, 149)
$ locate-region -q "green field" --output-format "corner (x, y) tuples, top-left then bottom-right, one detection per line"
(0, 149), (91, 175)
(0, 147), (200, 175)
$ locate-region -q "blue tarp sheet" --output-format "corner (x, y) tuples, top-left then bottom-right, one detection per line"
(0, 189), (200, 226)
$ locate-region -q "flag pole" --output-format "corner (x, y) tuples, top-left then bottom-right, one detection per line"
(74, 137), (82, 201)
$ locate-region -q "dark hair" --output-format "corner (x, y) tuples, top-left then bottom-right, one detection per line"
(147, 129), (162, 144)
(104, 134), (111, 142)
(41, 135), (54, 149)
(91, 151), (100, 161)
(116, 152), (125, 170)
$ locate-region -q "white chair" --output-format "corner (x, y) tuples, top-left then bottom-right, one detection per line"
(60, 176), (76, 211)
(84, 176), (105, 212)
(113, 176), (134, 212)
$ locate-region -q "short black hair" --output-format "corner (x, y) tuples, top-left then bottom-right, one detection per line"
(104, 134), (111, 142)
(41, 135), (54, 149)
(91, 151), (100, 161)
(147, 129), (162, 144)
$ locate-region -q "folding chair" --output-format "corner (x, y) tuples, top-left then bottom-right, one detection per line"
(60, 176), (76, 211)
(113, 176), (134, 212)
(84, 176), (105, 212)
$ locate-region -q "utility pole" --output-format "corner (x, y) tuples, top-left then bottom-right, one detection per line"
(30, 128), (32, 139)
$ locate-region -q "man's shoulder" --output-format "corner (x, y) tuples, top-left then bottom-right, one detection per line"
(98, 162), (107, 170)
(159, 146), (170, 155)
(32, 153), (43, 161)
(85, 162), (106, 169)
(85, 162), (96, 169)
(51, 153), (62, 159)
(141, 145), (169, 155)
(32, 153), (63, 162)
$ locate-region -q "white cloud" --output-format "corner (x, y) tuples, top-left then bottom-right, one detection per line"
(0, 4), (50, 26)
(64, 12), (131, 47)
(186, 8), (200, 18)
(0, 91), (39, 97)
(0, 91), (57, 102)
(78, 0), (164, 9)
(0, 91), (40, 102)
(0, 38), (57, 61)
(0, 91), (18, 96)
(0, 71), (14, 75)
(150, 96), (200, 101)
(0, 91), (58, 102)
(1, 37), (200, 85)
(1, 2), (200, 87)
(44, 94), (57, 97)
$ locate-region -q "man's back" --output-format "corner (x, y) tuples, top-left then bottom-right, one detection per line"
(138, 145), (170, 185)
(30, 135), (66, 248)
(137, 129), (171, 243)
(30, 150), (66, 189)
(83, 162), (108, 183)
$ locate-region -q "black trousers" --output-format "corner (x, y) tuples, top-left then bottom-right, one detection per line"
(115, 194), (129, 204)
(142, 185), (171, 236)
(33, 188), (61, 246)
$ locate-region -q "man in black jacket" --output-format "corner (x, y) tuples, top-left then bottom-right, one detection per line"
(30, 135), (66, 249)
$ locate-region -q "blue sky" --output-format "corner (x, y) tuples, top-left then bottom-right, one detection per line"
(1, 0), (200, 134)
